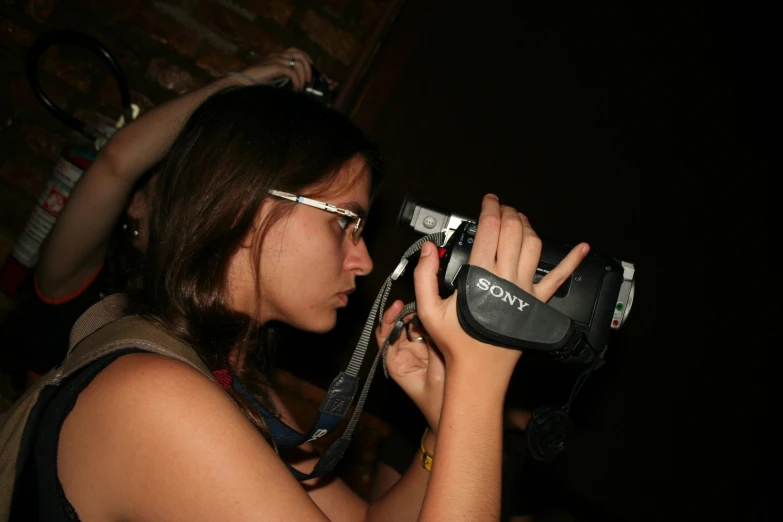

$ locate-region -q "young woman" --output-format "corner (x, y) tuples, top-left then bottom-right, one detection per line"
(21, 83), (590, 521)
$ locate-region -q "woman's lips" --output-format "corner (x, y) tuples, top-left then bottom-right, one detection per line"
(337, 288), (354, 306)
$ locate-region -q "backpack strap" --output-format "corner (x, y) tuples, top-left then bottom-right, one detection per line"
(56, 293), (215, 386)
(61, 315), (214, 381)
(67, 292), (130, 354)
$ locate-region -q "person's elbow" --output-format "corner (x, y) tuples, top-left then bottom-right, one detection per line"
(95, 133), (134, 182)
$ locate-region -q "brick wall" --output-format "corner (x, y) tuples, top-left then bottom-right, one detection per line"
(0, 0), (398, 498)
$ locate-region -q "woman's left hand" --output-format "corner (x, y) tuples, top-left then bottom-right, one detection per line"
(240, 47), (314, 91)
(375, 300), (446, 435)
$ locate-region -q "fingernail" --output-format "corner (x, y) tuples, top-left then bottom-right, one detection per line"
(421, 243), (432, 256)
(581, 244), (590, 255)
(518, 212), (527, 220)
(486, 193), (498, 200)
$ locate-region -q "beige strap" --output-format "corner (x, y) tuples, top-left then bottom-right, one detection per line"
(68, 293), (129, 354)
(63, 316), (214, 382)
(55, 294), (214, 385)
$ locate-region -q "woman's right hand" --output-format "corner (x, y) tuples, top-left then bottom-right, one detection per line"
(412, 194), (590, 381)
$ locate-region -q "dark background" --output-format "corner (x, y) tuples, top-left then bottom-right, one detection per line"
(0, 0), (770, 519)
(278, 2), (772, 521)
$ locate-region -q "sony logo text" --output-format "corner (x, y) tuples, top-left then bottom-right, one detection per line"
(476, 278), (530, 311)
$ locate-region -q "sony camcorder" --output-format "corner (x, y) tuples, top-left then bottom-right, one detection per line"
(397, 194), (636, 366)
(397, 194), (636, 460)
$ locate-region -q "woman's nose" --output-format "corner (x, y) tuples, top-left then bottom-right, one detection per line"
(344, 238), (373, 276)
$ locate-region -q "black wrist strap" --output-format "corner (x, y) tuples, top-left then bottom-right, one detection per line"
(454, 265), (575, 352)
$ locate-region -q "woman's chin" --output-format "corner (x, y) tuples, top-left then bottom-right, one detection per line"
(298, 313), (338, 334)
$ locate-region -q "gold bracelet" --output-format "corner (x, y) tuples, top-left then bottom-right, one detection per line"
(418, 428), (434, 472)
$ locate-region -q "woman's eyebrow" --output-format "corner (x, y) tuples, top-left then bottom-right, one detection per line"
(339, 201), (368, 218)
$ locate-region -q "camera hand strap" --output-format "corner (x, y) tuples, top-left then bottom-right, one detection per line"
(452, 265), (601, 364)
(454, 265), (574, 351)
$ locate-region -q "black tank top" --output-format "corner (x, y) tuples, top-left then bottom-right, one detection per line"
(10, 349), (145, 522)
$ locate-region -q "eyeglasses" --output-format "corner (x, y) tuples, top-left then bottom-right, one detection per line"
(268, 190), (366, 245)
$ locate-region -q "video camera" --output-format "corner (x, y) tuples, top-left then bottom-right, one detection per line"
(397, 194), (637, 460)
(301, 65), (331, 104)
(265, 64), (332, 105)
(397, 194), (635, 364)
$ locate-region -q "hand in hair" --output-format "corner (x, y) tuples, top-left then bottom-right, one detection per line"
(237, 47), (320, 92)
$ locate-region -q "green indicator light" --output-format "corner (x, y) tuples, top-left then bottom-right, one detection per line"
(616, 303), (624, 311)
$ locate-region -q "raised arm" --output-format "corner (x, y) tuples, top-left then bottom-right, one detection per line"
(36, 48), (315, 299)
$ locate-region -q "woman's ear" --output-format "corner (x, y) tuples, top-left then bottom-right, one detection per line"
(127, 173), (159, 220)
(126, 189), (147, 220)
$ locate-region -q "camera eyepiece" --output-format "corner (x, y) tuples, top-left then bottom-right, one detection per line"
(397, 193), (419, 229)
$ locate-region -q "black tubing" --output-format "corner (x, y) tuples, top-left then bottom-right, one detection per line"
(26, 30), (133, 139)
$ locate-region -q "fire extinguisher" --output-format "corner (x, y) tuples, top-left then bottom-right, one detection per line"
(0, 30), (139, 299)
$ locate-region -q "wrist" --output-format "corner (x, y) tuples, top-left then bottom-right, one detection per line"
(223, 71), (258, 86)
(446, 356), (516, 397)
(423, 426), (437, 455)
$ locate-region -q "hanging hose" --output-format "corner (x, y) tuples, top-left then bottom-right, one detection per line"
(26, 29), (134, 141)
(0, 30), (138, 298)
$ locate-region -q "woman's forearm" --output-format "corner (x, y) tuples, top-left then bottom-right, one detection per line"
(365, 430), (436, 522)
(418, 364), (508, 522)
(365, 366), (508, 522)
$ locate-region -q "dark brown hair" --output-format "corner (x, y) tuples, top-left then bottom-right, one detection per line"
(133, 85), (382, 443)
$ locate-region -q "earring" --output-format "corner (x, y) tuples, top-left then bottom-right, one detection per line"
(123, 217), (140, 237)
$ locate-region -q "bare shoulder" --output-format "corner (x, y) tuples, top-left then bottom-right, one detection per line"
(58, 352), (328, 521)
(61, 352), (233, 431)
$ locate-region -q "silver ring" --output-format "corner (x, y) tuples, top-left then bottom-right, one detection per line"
(405, 322), (426, 343)
(288, 56), (296, 69)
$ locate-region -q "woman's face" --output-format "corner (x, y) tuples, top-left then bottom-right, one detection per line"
(229, 157), (374, 333)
